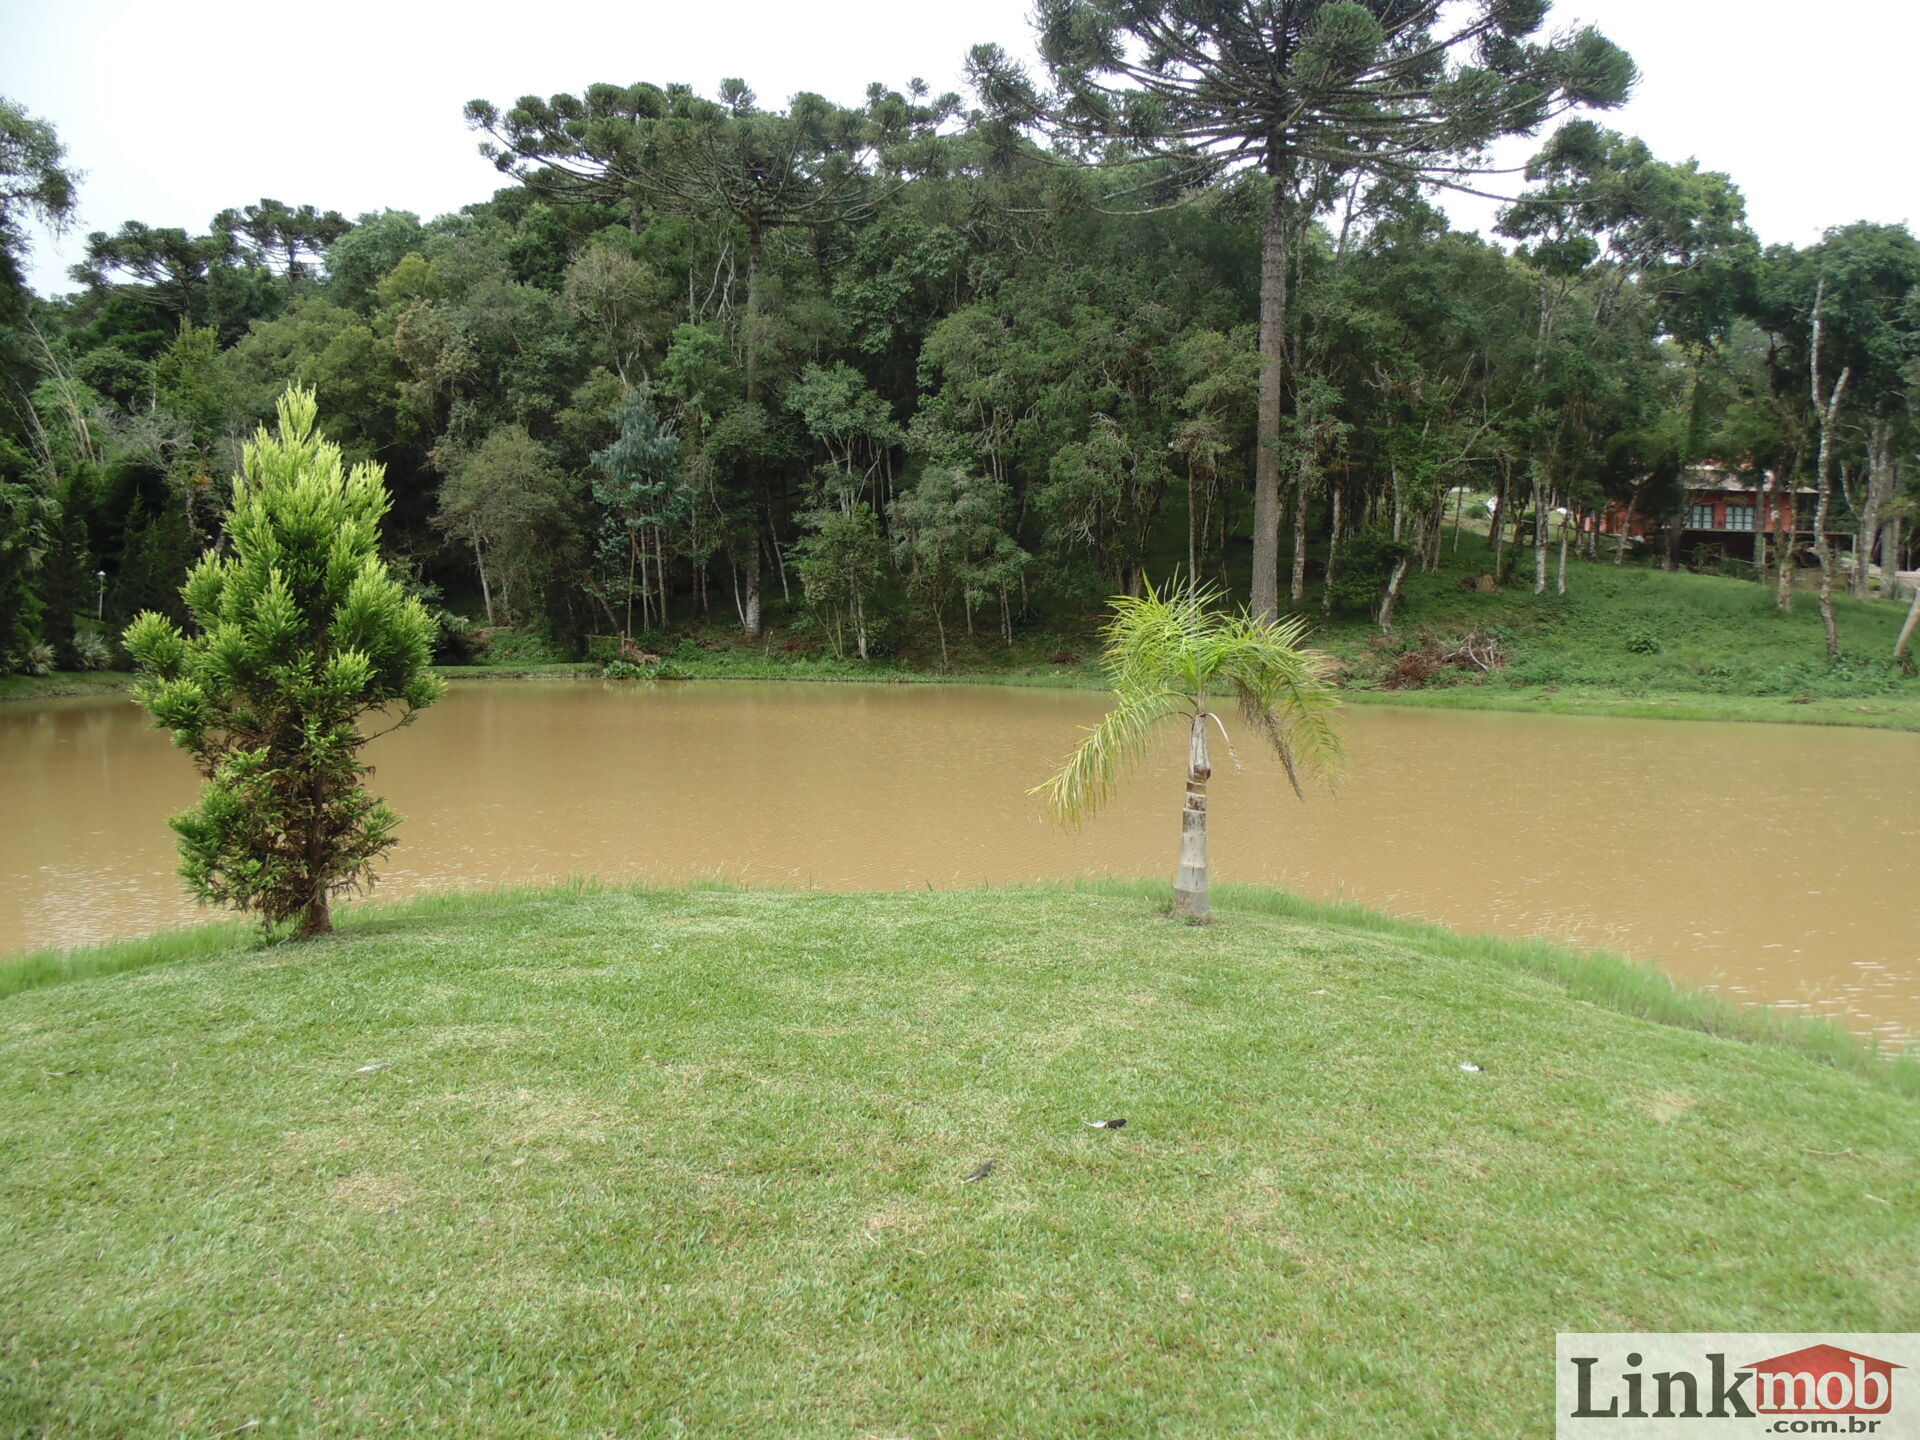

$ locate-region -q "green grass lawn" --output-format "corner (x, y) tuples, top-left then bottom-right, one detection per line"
(3, 883), (1913, 1437)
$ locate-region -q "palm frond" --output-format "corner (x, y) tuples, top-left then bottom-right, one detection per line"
(1216, 613), (1346, 800)
(1030, 687), (1187, 824)
(1100, 578), (1223, 697)
(1036, 578), (1343, 822)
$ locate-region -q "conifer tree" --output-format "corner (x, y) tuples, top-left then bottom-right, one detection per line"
(124, 387), (443, 939)
(970, 0), (1635, 616)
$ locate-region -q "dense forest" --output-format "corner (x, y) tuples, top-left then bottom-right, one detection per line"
(4, 3), (1919, 676)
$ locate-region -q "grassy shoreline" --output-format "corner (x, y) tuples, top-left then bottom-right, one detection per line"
(11, 535), (1920, 729)
(10, 660), (1920, 733)
(2, 880), (1913, 1436)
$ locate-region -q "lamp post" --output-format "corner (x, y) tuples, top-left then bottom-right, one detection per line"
(95, 570), (106, 622)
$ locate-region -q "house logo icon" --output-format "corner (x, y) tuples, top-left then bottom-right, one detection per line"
(1745, 1344), (1903, 1417)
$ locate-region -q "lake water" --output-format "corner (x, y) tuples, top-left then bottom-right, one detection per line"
(4, 681), (1916, 1040)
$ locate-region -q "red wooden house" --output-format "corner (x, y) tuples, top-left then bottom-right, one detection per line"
(1598, 464), (1852, 564)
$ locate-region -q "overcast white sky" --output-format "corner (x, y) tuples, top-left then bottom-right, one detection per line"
(4, 0), (1916, 296)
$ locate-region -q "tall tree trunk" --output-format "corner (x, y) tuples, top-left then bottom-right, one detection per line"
(1322, 484), (1342, 615)
(743, 542), (762, 639)
(1250, 182), (1291, 618)
(1289, 480), (1310, 605)
(741, 225), (767, 639)
(1531, 467), (1548, 596)
(1809, 279), (1849, 663)
(1171, 711), (1212, 922)
(1895, 579), (1920, 663)
(1186, 462), (1199, 587)
(1614, 481), (1642, 566)
(1854, 419), (1892, 599)
(473, 537), (494, 625)
(1556, 516), (1570, 596)
(656, 528), (669, 626)
(1490, 462), (1508, 578)
(1378, 554), (1410, 633)
(625, 534), (637, 640)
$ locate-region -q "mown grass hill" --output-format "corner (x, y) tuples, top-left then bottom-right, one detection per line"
(3, 882), (1913, 1437)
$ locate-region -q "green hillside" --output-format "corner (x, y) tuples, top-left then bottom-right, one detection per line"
(3, 883), (1913, 1437)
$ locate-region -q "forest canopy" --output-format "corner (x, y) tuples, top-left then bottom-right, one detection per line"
(3, 7), (1917, 676)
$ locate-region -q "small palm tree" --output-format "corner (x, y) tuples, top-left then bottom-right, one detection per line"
(1033, 582), (1344, 922)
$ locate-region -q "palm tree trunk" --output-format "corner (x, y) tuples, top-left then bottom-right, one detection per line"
(1172, 711), (1212, 922)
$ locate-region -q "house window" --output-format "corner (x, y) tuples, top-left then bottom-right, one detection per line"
(1687, 503), (1717, 529)
(1724, 506), (1756, 532)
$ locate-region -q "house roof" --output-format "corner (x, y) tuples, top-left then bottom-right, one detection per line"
(1743, 1343), (1904, 1374)
(1687, 466), (1819, 495)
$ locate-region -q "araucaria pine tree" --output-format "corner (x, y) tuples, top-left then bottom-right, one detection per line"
(124, 387), (444, 939)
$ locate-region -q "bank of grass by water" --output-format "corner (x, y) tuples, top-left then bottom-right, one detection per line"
(2, 882), (1914, 1437)
(0, 668), (139, 702)
(415, 540), (1920, 732)
(8, 539), (1920, 732)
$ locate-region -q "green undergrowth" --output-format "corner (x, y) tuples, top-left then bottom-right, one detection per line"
(1314, 536), (1918, 700)
(10, 546), (1920, 734)
(2, 880), (1912, 1437)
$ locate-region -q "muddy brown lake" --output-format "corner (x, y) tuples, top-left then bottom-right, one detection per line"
(4, 681), (1916, 1040)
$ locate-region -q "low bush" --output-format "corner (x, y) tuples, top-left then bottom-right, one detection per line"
(474, 628), (569, 665)
(69, 630), (114, 671)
